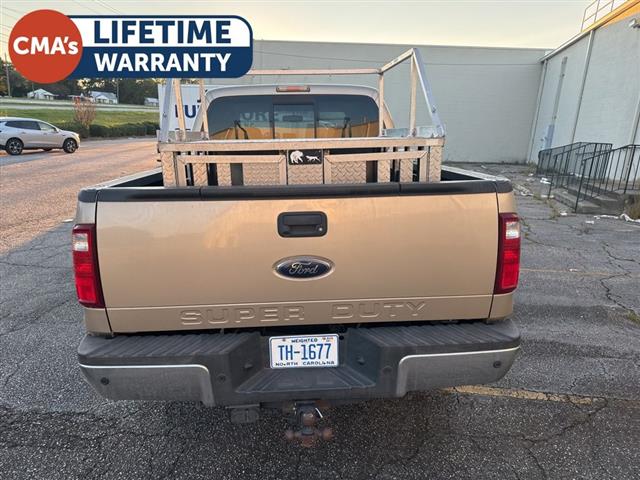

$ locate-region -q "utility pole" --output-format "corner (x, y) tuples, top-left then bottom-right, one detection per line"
(4, 53), (11, 97)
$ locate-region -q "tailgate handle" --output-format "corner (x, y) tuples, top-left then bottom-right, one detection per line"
(278, 212), (327, 237)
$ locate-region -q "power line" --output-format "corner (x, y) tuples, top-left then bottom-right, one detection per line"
(94, 0), (123, 15)
(1, 11), (20, 22)
(71, 0), (104, 15)
(1, 5), (23, 15)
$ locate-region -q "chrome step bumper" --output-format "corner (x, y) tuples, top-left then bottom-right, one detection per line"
(79, 320), (520, 406)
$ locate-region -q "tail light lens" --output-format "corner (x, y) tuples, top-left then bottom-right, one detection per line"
(494, 213), (520, 294)
(72, 224), (104, 308)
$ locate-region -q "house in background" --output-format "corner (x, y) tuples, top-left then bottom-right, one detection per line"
(144, 97), (159, 107)
(89, 91), (118, 104)
(27, 88), (55, 100)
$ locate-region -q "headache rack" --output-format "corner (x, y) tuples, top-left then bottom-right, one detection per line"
(158, 48), (446, 187)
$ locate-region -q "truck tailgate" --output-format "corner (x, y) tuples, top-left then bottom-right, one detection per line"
(96, 186), (498, 332)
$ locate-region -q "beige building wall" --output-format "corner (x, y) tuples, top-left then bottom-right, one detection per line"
(205, 40), (547, 164)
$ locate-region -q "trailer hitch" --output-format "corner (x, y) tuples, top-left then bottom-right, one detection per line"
(284, 403), (333, 447)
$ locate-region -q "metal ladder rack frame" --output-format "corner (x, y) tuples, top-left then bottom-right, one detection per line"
(159, 48), (446, 187)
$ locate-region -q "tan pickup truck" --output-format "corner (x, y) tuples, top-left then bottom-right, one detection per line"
(73, 50), (520, 442)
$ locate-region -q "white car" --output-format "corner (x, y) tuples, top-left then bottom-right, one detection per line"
(0, 117), (80, 155)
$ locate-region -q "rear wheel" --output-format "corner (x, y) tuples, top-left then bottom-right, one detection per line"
(63, 138), (78, 153)
(5, 138), (23, 155)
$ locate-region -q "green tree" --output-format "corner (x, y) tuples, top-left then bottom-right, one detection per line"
(118, 78), (159, 104)
(35, 79), (82, 97)
(0, 60), (84, 98)
(0, 59), (30, 97)
(78, 78), (117, 95)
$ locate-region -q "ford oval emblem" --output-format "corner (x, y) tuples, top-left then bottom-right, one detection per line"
(275, 256), (333, 280)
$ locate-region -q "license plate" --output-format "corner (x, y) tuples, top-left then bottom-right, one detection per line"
(269, 334), (339, 369)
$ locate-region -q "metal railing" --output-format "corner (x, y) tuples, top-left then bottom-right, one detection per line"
(161, 47), (446, 143)
(158, 48), (447, 187)
(581, 0), (627, 30)
(537, 142), (588, 176)
(574, 144), (640, 210)
(536, 142), (612, 183)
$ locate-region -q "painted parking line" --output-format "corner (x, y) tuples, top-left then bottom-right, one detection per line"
(445, 385), (606, 405)
(521, 268), (640, 278)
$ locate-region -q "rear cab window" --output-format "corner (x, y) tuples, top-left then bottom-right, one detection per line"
(207, 94), (379, 140)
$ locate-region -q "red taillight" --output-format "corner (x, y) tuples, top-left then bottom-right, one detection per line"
(72, 224), (104, 308)
(494, 213), (520, 294)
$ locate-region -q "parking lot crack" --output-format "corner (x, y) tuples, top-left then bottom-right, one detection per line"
(156, 423), (190, 480)
(0, 297), (75, 339)
(601, 242), (640, 267)
(598, 274), (636, 314)
(1, 360), (24, 390)
(523, 443), (548, 480)
(369, 431), (429, 479)
(520, 217), (561, 249)
(0, 259), (70, 270)
(525, 399), (608, 447)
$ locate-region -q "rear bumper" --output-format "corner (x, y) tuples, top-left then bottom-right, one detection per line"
(78, 320), (520, 407)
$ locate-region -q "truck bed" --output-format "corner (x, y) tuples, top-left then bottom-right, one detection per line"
(77, 166), (516, 334)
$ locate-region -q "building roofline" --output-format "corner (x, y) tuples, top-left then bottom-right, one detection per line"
(540, 0), (640, 62)
(255, 38), (549, 53)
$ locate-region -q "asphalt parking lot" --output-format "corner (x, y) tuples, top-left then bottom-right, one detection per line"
(0, 145), (639, 479)
(0, 138), (157, 253)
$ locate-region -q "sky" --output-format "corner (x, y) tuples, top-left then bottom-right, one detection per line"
(1, 0), (595, 57)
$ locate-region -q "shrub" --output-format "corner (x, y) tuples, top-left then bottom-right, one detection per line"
(57, 121), (88, 138)
(143, 121), (159, 135)
(89, 124), (109, 137)
(73, 99), (97, 129)
(85, 122), (159, 138)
